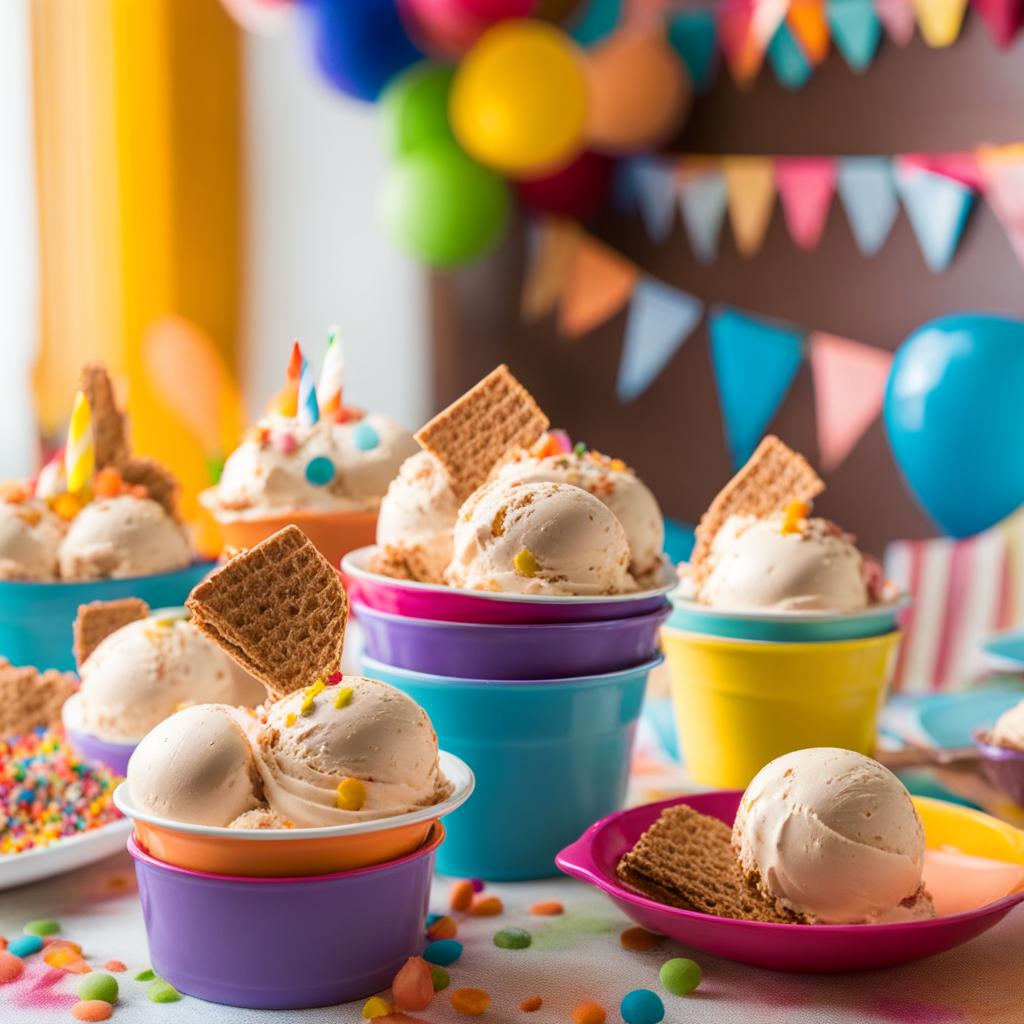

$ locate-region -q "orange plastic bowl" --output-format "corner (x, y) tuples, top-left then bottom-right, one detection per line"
(113, 752), (472, 877)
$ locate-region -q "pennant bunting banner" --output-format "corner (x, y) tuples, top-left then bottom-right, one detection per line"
(617, 277), (704, 403)
(521, 219), (580, 323)
(827, 0), (883, 70)
(558, 234), (639, 339)
(722, 156), (776, 257)
(894, 162), (975, 272)
(972, 0), (1023, 45)
(667, 9), (719, 91)
(678, 163), (729, 264)
(835, 156), (900, 256)
(875, 0), (917, 43)
(718, 0), (767, 86)
(809, 331), (893, 472)
(787, 0), (832, 63)
(767, 21), (814, 89)
(775, 157), (836, 250)
(631, 158), (679, 243)
(912, 0), (969, 45)
(978, 144), (1024, 265)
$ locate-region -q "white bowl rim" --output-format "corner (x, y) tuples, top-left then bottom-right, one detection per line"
(112, 750), (474, 841)
(342, 546), (676, 605)
(667, 592), (910, 624)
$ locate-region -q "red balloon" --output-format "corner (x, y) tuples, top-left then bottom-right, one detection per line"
(517, 150), (615, 220)
(400, 0), (536, 58)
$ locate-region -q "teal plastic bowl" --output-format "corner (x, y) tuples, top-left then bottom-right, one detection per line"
(667, 595), (909, 643)
(0, 562), (215, 671)
(362, 655), (661, 881)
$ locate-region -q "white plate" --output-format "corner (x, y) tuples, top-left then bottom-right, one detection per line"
(0, 818), (131, 891)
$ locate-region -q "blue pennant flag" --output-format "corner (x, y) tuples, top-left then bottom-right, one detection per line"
(617, 278), (703, 403)
(667, 10), (718, 92)
(632, 159), (679, 243)
(612, 160), (637, 215)
(828, 0), (882, 72)
(895, 166), (975, 273)
(835, 157), (899, 256)
(679, 169), (728, 264)
(709, 306), (805, 468)
(767, 22), (813, 91)
(570, 0), (621, 47)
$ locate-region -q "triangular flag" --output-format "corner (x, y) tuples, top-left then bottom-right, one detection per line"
(767, 22), (814, 90)
(521, 219), (581, 323)
(559, 235), (639, 338)
(678, 162), (729, 264)
(667, 10), (718, 91)
(775, 157), (836, 249)
(972, 0), (1023, 46)
(709, 306), (805, 469)
(787, 0), (830, 62)
(913, 0), (968, 46)
(978, 144), (1024, 268)
(631, 158), (679, 243)
(612, 161), (637, 214)
(836, 156), (899, 256)
(752, 0), (790, 45)
(718, 0), (767, 86)
(895, 163), (975, 272)
(722, 157), (776, 258)
(617, 278), (703, 403)
(900, 151), (984, 190)
(571, 0), (622, 46)
(809, 332), (893, 472)
(875, 0), (916, 43)
(828, 0), (882, 71)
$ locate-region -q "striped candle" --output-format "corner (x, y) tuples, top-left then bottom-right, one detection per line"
(318, 326), (344, 416)
(65, 390), (95, 494)
(297, 356), (320, 426)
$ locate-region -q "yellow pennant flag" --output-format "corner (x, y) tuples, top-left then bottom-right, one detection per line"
(722, 157), (777, 258)
(913, 0), (968, 46)
(521, 219), (581, 323)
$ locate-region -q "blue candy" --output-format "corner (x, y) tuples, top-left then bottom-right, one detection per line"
(305, 455), (336, 487)
(422, 939), (463, 966)
(426, 912), (443, 927)
(9, 935), (43, 957)
(621, 988), (665, 1024)
(352, 420), (380, 452)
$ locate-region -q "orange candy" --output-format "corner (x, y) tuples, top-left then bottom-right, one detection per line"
(0, 936), (6, 950)
(103, 960), (127, 973)
(571, 1001), (606, 1024)
(93, 467), (124, 498)
(43, 943), (89, 973)
(427, 916), (458, 940)
(451, 987), (490, 1016)
(520, 995), (543, 1012)
(449, 880), (475, 912)
(528, 901), (563, 916)
(71, 1001), (112, 1022)
(0, 951), (23, 982)
(619, 926), (662, 951)
(391, 956), (434, 1012)
(469, 895), (503, 917)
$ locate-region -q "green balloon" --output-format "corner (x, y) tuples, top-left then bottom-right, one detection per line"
(380, 143), (511, 268)
(380, 63), (456, 158)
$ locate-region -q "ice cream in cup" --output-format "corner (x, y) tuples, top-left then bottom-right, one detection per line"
(201, 335), (417, 568)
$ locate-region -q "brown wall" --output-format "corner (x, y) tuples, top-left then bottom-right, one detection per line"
(430, 15), (1024, 555)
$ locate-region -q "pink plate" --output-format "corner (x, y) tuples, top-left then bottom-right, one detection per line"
(341, 546), (674, 625)
(556, 791), (1024, 973)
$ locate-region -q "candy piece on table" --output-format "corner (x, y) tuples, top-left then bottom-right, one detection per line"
(660, 957), (702, 996)
(621, 989), (665, 1024)
(0, 951), (23, 982)
(134, 968), (156, 981)
(426, 916), (458, 940)
(8, 935), (43, 957)
(520, 995), (543, 1012)
(430, 967), (450, 992)
(103, 961), (127, 973)
(363, 995), (393, 1018)
(392, 956), (434, 1011)
(449, 879), (474, 911)
(146, 979), (181, 1003)
(493, 927), (532, 949)
(23, 919), (60, 936)
(469, 895), (503, 916)
(71, 1002), (112, 1022)
(572, 1002), (607, 1024)
(422, 940), (463, 966)
(78, 972), (119, 1004)
(620, 927), (662, 951)
(450, 988), (491, 1016)
(529, 900), (563, 916)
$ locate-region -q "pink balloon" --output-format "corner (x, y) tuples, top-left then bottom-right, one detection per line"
(517, 150), (615, 220)
(400, 0), (535, 57)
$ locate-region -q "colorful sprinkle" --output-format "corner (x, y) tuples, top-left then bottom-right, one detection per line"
(451, 987), (490, 1016)
(572, 1002), (607, 1024)
(78, 972), (119, 1004)
(333, 686), (353, 710)
(660, 957), (701, 996)
(520, 995), (543, 1012)
(469, 878), (485, 892)
(528, 901), (563, 916)
(0, 951), (23, 982)
(469, 895), (503, 916)
(620, 989), (665, 1024)
(335, 777), (366, 811)
(146, 979), (181, 1003)
(8, 935), (42, 957)
(103, 961), (126, 973)
(426, 916), (457, 940)
(392, 956), (434, 1012)
(353, 421), (380, 452)
(362, 995), (392, 1018)
(494, 927), (531, 950)
(422, 940), (462, 967)
(513, 548), (540, 577)
(71, 1001), (112, 1022)
(430, 967), (450, 992)
(619, 927), (662, 952)
(24, 918), (60, 936)
(781, 499), (810, 534)
(277, 432), (299, 455)
(305, 455), (335, 487)
(134, 969), (156, 981)
(573, 442), (588, 455)
(285, 712), (297, 727)
(449, 879), (474, 912)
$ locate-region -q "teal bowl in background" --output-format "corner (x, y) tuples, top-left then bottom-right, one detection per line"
(362, 655), (661, 881)
(0, 562), (215, 671)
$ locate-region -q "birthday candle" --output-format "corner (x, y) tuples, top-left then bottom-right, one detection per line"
(65, 391), (95, 493)
(297, 356), (320, 426)
(268, 341), (302, 417)
(317, 326), (344, 416)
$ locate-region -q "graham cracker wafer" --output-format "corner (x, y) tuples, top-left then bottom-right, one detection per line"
(120, 456), (180, 518)
(0, 660), (79, 739)
(616, 804), (801, 924)
(186, 525), (347, 697)
(74, 597), (150, 668)
(690, 435), (824, 574)
(415, 365), (550, 499)
(81, 362), (130, 469)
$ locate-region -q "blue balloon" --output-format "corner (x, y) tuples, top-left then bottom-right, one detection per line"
(884, 313), (1024, 538)
(302, 0), (422, 103)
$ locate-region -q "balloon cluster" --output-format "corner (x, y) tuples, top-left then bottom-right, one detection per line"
(222, 0), (692, 267)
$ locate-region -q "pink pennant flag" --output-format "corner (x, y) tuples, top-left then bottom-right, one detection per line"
(972, 0), (1023, 46)
(900, 151), (984, 190)
(809, 332), (893, 472)
(979, 145), (1024, 269)
(775, 157), (836, 250)
(875, 0), (916, 43)
(718, 0), (767, 86)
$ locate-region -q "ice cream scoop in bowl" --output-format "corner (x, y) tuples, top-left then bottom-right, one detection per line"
(973, 698), (1024, 808)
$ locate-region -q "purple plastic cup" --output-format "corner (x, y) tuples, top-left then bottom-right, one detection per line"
(975, 730), (1024, 807)
(354, 602), (670, 679)
(128, 826), (441, 1008)
(61, 694), (135, 775)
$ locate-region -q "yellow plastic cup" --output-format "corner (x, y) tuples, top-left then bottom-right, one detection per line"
(661, 626), (901, 788)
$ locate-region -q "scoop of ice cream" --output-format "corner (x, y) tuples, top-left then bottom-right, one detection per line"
(127, 704), (260, 826)
(990, 700), (1024, 751)
(733, 748), (934, 924)
(229, 808), (289, 830)
(493, 446), (664, 583)
(252, 676), (451, 828)
(78, 615), (266, 742)
(0, 498), (65, 580)
(207, 413), (417, 519)
(446, 480), (636, 596)
(59, 496), (191, 580)
(699, 513), (869, 612)
(374, 451), (460, 582)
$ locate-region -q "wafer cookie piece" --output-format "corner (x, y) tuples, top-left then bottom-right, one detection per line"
(690, 435), (824, 573)
(415, 364), (550, 500)
(81, 363), (131, 470)
(616, 804), (801, 924)
(0, 661), (79, 739)
(186, 525), (348, 697)
(120, 456), (180, 518)
(73, 598), (150, 669)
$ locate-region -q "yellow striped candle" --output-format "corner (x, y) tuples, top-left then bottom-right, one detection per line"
(65, 391), (95, 494)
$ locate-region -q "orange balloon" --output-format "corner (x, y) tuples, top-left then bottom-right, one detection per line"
(585, 29), (691, 153)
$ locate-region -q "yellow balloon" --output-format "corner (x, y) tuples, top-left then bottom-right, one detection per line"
(450, 21), (588, 178)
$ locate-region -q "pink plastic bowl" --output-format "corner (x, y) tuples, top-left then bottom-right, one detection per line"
(342, 546), (675, 625)
(556, 791), (1024, 973)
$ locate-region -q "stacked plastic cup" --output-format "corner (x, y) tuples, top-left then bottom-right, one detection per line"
(343, 546), (672, 880)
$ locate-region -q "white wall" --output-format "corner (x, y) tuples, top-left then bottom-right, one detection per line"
(241, 30), (431, 430)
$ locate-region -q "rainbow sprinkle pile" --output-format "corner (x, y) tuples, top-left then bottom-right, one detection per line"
(1, 727), (121, 854)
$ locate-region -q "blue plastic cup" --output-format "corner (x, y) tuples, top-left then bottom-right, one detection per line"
(362, 655), (661, 881)
(0, 562), (214, 671)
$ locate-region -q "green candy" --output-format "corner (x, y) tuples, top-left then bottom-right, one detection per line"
(23, 919), (60, 936)
(134, 968), (156, 981)
(147, 979), (182, 1003)
(78, 972), (119, 1004)
(493, 927), (532, 950)
(430, 966), (450, 992)
(660, 957), (702, 996)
